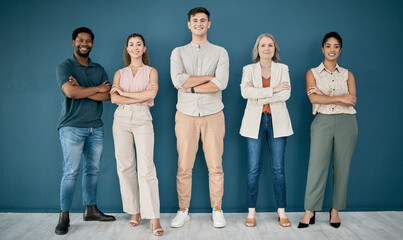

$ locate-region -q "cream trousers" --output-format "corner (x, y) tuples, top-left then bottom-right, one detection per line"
(113, 105), (160, 219)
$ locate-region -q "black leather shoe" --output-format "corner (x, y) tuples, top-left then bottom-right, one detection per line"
(55, 211), (70, 235)
(83, 205), (116, 221)
(329, 208), (341, 228)
(298, 211), (315, 228)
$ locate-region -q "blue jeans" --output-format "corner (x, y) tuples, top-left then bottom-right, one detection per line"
(59, 126), (103, 211)
(246, 113), (287, 208)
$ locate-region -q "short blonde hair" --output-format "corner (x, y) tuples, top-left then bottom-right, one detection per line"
(252, 33), (280, 63)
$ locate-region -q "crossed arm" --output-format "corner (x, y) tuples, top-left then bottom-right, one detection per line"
(62, 76), (111, 101)
(110, 68), (158, 104)
(240, 66), (291, 104)
(179, 78), (220, 93)
(306, 70), (357, 106)
(170, 48), (229, 94)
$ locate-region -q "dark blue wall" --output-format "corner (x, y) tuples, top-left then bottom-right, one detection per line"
(1, 0), (402, 212)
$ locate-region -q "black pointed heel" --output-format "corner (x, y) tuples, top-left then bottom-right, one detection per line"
(298, 211), (315, 228)
(329, 208), (341, 228)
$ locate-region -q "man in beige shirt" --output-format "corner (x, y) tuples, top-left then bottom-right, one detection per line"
(170, 7), (229, 228)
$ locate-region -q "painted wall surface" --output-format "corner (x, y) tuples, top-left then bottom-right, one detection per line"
(0, 0), (402, 212)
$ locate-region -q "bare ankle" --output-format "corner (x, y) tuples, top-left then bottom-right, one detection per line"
(247, 208), (256, 218)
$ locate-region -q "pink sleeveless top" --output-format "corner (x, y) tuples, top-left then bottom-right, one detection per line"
(119, 65), (154, 106)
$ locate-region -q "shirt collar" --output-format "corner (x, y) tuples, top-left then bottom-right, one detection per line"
(190, 41), (210, 49)
(319, 62), (340, 74)
(70, 54), (95, 67)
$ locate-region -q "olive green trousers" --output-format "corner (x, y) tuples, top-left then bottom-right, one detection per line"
(304, 114), (358, 211)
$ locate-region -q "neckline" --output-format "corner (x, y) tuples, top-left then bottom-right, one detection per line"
(321, 61), (339, 73)
(127, 65), (145, 79)
(190, 41), (209, 48)
(128, 65), (147, 78)
(128, 65), (146, 69)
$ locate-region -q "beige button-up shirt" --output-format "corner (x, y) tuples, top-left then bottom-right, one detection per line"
(311, 62), (356, 115)
(170, 42), (229, 116)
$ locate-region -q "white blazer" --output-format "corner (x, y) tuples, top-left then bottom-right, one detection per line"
(239, 62), (293, 139)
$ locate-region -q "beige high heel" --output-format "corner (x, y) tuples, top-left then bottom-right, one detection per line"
(276, 211), (291, 227)
(245, 218), (256, 227)
(129, 213), (141, 227)
(150, 220), (164, 236)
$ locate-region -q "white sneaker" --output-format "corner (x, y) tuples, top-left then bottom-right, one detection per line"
(212, 209), (226, 228)
(171, 209), (190, 228)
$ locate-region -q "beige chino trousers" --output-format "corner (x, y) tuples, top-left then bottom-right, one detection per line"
(175, 110), (225, 209)
(113, 105), (160, 219)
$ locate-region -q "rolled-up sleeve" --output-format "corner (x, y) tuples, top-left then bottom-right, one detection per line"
(170, 48), (190, 88)
(210, 48), (229, 90)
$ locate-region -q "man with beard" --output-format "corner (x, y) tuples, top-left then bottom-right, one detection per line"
(55, 27), (115, 235)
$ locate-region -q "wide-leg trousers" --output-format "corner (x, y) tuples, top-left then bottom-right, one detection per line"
(113, 105), (160, 219)
(304, 113), (358, 211)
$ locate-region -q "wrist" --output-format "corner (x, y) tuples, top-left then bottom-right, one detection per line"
(336, 96), (344, 103)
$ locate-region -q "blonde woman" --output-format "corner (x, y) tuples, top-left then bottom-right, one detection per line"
(240, 33), (293, 227)
(110, 33), (163, 236)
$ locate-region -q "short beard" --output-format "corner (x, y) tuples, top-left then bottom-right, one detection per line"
(75, 47), (91, 58)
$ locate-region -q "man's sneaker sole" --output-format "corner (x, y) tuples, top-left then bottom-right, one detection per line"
(170, 215), (190, 228)
(213, 222), (226, 228)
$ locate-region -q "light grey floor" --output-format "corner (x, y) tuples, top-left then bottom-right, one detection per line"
(1, 212), (402, 240)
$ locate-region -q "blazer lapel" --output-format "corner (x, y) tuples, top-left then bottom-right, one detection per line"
(253, 62), (263, 87)
(271, 61), (280, 86)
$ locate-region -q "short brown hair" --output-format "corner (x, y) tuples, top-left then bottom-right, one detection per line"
(188, 7), (210, 21)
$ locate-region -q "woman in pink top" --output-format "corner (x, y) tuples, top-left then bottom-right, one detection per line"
(110, 33), (163, 236)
